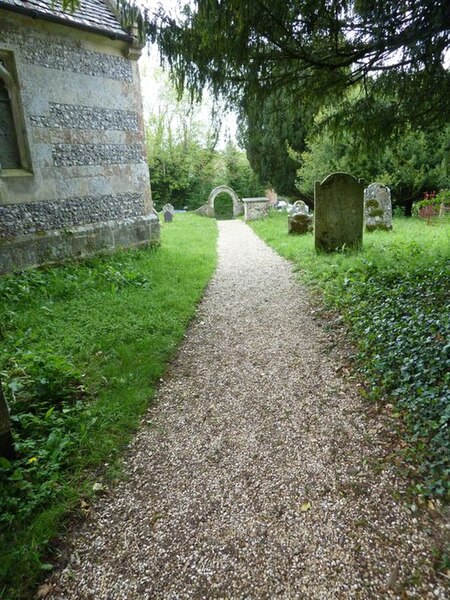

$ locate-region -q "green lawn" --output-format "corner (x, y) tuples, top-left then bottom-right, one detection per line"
(250, 211), (450, 500)
(0, 213), (218, 599)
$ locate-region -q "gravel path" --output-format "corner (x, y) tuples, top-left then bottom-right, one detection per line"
(47, 221), (447, 599)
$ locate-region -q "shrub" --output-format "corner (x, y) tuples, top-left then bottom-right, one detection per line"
(412, 189), (450, 217)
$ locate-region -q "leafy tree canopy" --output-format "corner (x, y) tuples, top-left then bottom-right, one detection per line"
(146, 70), (263, 209)
(236, 87), (311, 195)
(295, 122), (450, 211)
(153, 1), (450, 137)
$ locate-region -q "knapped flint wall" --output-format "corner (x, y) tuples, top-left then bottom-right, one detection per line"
(0, 11), (159, 273)
(0, 192), (145, 236)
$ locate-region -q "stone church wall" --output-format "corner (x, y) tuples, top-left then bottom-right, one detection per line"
(0, 10), (159, 273)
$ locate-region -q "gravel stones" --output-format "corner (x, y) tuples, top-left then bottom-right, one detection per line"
(46, 221), (448, 599)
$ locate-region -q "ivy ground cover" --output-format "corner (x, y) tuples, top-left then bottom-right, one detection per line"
(251, 212), (449, 500)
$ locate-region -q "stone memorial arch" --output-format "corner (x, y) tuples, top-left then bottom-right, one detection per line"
(195, 185), (244, 218)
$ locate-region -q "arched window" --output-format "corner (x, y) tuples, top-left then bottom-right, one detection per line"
(0, 74), (21, 169)
(0, 54), (31, 173)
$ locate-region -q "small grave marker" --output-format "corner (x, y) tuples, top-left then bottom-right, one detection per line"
(162, 203), (175, 223)
(291, 200), (309, 214)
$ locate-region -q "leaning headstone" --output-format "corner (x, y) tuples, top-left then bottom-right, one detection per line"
(364, 183), (392, 231)
(162, 203), (175, 223)
(314, 172), (364, 252)
(288, 212), (313, 235)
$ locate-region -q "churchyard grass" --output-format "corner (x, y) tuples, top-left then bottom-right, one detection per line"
(0, 214), (218, 598)
(251, 211), (450, 500)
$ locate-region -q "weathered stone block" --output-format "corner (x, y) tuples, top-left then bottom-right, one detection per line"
(314, 172), (364, 252)
(242, 197), (269, 221)
(288, 212), (313, 234)
(0, 215), (160, 274)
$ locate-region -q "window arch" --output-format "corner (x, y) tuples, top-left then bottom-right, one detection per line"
(0, 67), (21, 169)
(0, 53), (31, 173)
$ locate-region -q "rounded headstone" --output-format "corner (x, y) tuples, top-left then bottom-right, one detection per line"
(364, 183), (392, 231)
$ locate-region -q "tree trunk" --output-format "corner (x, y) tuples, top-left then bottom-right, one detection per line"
(0, 379), (15, 459)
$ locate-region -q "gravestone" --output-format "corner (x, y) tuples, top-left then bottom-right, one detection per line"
(292, 200), (309, 214)
(288, 212), (313, 235)
(364, 183), (392, 231)
(314, 172), (364, 252)
(163, 203), (174, 223)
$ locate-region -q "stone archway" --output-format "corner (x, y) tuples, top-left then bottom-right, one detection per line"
(195, 185), (244, 218)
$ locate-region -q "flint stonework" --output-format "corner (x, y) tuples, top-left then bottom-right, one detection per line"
(364, 183), (393, 231)
(196, 185), (244, 219)
(52, 144), (144, 167)
(31, 104), (139, 132)
(314, 173), (364, 252)
(0, 6), (159, 273)
(0, 193), (145, 237)
(0, 28), (132, 81)
(242, 197), (269, 221)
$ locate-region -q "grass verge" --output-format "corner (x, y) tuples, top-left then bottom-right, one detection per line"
(250, 211), (449, 499)
(0, 213), (218, 598)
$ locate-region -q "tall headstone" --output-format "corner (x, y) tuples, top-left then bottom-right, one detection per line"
(364, 183), (393, 231)
(314, 172), (364, 252)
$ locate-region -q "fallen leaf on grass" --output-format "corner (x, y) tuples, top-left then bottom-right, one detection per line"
(300, 502), (311, 512)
